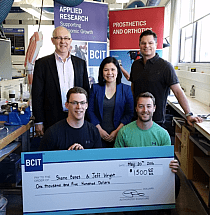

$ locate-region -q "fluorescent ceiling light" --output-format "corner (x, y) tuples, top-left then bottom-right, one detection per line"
(20, 4), (53, 20)
(116, 0), (129, 3)
(109, 3), (124, 10)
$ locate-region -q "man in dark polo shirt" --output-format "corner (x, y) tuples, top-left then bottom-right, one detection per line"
(130, 30), (202, 126)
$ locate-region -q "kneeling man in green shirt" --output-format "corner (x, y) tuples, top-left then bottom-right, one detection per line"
(115, 91), (178, 171)
(114, 92), (180, 206)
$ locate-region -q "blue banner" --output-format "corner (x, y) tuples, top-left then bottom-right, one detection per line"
(54, 1), (108, 83)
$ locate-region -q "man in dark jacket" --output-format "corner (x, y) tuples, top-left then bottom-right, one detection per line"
(32, 26), (89, 136)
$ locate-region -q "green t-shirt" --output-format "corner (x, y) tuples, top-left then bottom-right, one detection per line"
(114, 121), (171, 148)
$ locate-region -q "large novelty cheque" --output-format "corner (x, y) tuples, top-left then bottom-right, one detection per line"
(21, 146), (175, 214)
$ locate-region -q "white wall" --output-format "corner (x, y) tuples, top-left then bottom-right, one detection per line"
(27, 25), (55, 59)
(176, 63), (210, 107)
(166, 0), (210, 107)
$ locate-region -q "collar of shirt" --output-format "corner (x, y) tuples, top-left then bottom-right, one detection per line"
(55, 51), (71, 62)
(140, 53), (160, 65)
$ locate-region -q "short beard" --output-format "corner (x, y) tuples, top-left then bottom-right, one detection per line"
(137, 114), (152, 122)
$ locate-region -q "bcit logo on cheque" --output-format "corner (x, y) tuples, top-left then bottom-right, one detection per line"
(24, 153), (43, 172)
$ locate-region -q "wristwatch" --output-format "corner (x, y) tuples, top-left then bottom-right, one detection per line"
(185, 112), (193, 117)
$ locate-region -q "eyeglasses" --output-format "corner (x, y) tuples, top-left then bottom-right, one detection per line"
(53, 37), (71, 41)
(68, 101), (87, 106)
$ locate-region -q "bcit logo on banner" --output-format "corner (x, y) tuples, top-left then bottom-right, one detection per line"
(24, 153), (43, 172)
(88, 43), (107, 66)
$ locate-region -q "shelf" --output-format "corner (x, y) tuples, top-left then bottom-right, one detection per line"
(168, 94), (210, 213)
(190, 135), (210, 155)
(194, 156), (210, 177)
(192, 181), (209, 207)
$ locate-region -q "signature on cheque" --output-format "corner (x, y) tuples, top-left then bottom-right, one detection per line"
(123, 190), (145, 198)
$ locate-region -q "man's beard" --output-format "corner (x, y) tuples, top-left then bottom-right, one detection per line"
(137, 113), (153, 122)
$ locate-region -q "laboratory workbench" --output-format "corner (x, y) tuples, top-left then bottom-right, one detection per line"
(167, 95), (210, 140)
(167, 95), (210, 214)
(0, 120), (32, 162)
